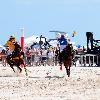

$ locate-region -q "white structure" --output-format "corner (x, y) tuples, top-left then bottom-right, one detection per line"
(48, 40), (58, 47)
(25, 35), (38, 46)
(0, 44), (6, 52)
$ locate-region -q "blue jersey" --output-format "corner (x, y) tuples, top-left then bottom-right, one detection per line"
(58, 35), (67, 52)
(58, 35), (67, 45)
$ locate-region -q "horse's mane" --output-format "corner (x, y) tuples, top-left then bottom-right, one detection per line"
(62, 44), (73, 59)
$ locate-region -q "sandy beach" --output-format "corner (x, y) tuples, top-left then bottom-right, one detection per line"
(0, 64), (100, 100)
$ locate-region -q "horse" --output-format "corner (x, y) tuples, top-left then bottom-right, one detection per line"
(6, 51), (26, 73)
(59, 44), (74, 77)
(5, 41), (27, 74)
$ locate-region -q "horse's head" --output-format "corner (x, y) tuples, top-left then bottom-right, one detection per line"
(63, 44), (73, 57)
(67, 43), (73, 48)
(64, 44), (72, 51)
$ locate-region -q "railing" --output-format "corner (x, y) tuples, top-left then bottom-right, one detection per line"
(25, 54), (58, 66)
(79, 54), (98, 66)
(0, 53), (99, 67)
(0, 54), (57, 67)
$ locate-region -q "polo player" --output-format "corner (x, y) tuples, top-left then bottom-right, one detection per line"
(5, 35), (23, 60)
(58, 35), (67, 68)
(5, 35), (16, 50)
(12, 42), (22, 58)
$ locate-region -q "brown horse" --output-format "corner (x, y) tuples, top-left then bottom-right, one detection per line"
(61, 44), (74, 77)
(6, 51), (26, 73)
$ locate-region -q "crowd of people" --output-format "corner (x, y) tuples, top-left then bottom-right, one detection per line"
(0, 33), (76, 67)
(0, 35), (61, 66)
(24, 46), (59, 66)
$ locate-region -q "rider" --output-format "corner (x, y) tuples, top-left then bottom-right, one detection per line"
(12, 42), (22, 58)
(5, 35), (21, 59)
(5, 35), (16, 49)
(57, 34), (68, 69)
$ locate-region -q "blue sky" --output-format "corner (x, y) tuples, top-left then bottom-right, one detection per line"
(0, 0), (100, 46)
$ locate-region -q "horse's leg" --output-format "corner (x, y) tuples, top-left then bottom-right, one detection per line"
(7, 59), (15, 72)
(18, 59), (23, 73)
(67, 67), (70, 77)
(65, 64), (70, 77)
(66, 67), (69, 76)
(10, 66), (15, 72)
(19, 58), (28, 76)
(17, 66), (22, 73)
(22, 62), (28, 76)
(64, 64), (68, 75)
(67, 61), (71, 77)
(66, 67), (70, 77)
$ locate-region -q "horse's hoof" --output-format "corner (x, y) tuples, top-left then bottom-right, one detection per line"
(13, 70), (16, 73)
(68, 73), (70, 77)
(66, 70), (69, 75)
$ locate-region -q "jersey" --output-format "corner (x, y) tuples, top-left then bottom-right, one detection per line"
(58, 35), (67, 52)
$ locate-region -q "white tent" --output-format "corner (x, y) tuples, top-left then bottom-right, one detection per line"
(24, 35), (47, 47)
(0, 44), (6, 52)
(24, 35), (38, 46)
(0, 45), (3, 48)
(49, 40), (58, 47)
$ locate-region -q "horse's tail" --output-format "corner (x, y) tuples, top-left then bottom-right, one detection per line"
(19, 57), (28, 76)
(20, 58), (26, 68)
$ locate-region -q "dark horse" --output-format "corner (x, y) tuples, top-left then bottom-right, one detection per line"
(59, 44), (74, 77)
(6, 51), (25, 73)
(6, 42), (27, 74)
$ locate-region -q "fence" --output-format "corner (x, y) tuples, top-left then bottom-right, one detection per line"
(0, 54), (58, 67)
(0, 53), (99, 67)
(79, 54), (98, 66)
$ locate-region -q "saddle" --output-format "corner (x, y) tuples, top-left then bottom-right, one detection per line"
(7, 51), (24, 62)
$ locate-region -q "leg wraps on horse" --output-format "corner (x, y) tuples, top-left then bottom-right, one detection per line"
(59, 51), (63, 64)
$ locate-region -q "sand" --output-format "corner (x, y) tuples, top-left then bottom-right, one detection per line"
(0, 64), (100, 100)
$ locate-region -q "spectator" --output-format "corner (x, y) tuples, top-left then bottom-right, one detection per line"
(26, 48), (31, 65)
(47, 48), (54, 66)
